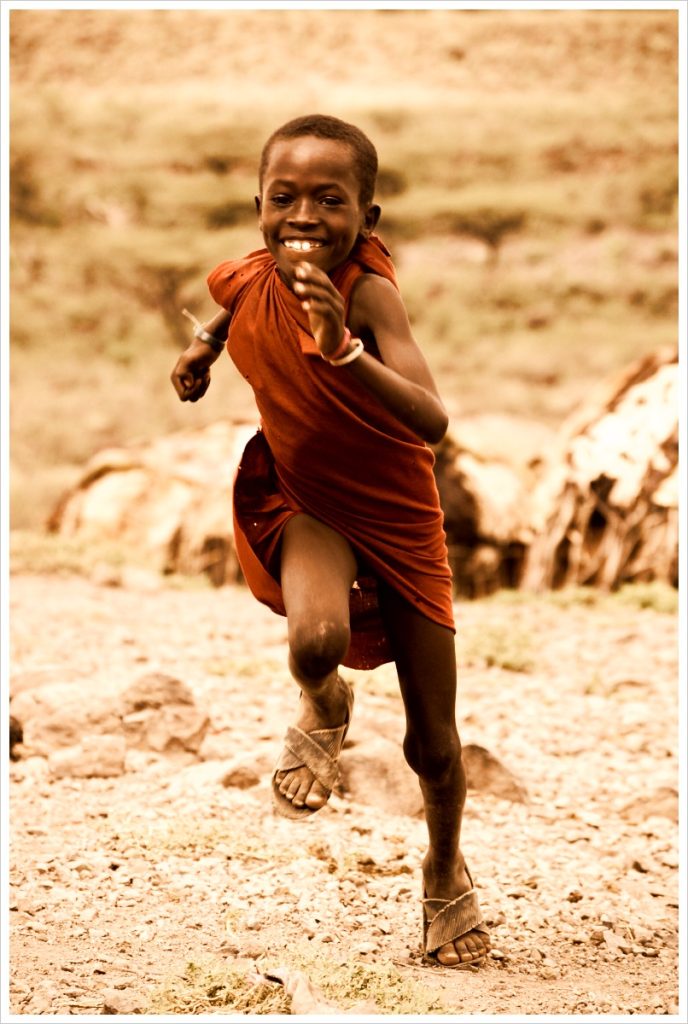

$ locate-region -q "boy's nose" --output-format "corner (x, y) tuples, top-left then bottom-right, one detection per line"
(288, 198), (319, 225)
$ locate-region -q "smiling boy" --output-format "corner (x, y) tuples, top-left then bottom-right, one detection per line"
(171, 114), (490, 969)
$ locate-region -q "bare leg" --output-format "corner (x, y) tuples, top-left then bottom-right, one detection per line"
(276, 513), (357, 810)
(378, 582), (490, 966)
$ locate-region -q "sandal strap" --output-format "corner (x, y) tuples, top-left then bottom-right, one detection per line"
(423, 888), (488, 955)
(275, 724), (345, 792)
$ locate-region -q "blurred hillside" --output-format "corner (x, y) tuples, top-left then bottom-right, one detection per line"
(9, 8), (678, 529)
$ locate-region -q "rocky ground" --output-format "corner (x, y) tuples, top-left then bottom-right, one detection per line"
(7, 572), (680, 1017)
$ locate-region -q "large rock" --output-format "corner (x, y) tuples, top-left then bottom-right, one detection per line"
(339, 734), (424, 818)
(48, 734), (126, 779)
(10, 682), (122, 757)
(119, 672), (209, 752)
(143, 705), (210, 754)
(11, 671), (211, 762)
(462, 743), (527, 803)
(119, 672), (195, 715)
(48, 421), (256, 585)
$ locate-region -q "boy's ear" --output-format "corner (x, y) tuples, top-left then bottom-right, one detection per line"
(254, 195), (262, 224)
(360, 203), (381, 238)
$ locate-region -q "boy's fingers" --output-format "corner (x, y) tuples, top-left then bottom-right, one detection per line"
(294, 281), (343, 308)
(302, 296), (341, 317)
(295, 262), (332, 286)
(187, 376), (210, 402)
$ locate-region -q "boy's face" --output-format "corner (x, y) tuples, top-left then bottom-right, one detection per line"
(255, 136), (380, 286)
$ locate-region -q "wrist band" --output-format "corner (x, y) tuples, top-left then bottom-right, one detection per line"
(322, 327), (353, 363)
(182, 308), (226, 354)
(193, 325), (226, 354)
(329, 337), (365, 367)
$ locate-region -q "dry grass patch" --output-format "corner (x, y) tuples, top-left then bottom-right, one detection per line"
(458, 622), (535, 673)
(147, 949), (449, 1015)
(147, 959), (291, 1015)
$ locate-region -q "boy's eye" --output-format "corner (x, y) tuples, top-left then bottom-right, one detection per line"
(320, 196), (343, 206)
(270, 194), (292, 207)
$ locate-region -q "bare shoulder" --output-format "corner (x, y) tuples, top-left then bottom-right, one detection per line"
(347, 272), (441, 398)
(348, 272), (410, 338)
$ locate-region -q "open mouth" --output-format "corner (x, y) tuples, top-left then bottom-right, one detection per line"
(281, 239), (326, 253)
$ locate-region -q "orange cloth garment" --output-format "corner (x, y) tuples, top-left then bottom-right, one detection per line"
(208, 235), (454, 670)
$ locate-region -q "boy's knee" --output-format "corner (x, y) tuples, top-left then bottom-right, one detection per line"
(403, 729), (461, 783)
(289, 619), (350, 682)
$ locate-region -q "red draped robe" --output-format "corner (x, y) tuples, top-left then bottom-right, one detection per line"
(208, 235), (454, 669)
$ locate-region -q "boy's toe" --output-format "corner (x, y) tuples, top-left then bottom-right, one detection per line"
(291, 776), (315, 807)
(456, 930), (490, 961)
(435, 942), (460, 966)
(304, 779), (329, 809)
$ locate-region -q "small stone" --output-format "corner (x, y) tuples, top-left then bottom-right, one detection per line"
(571, 932), (588, 944)
(540, 966), (559, 980)
(589, 930), (605, 945)
(356, 941), (378, 955)
(239, 944), (265, 960)
(101, 988), (146, 1014)
(620, 787), (678, 824)
(632, 926), (654, 945)
(602, 930), (627, 955)
(641, 948), (660, 957)
(15, 899), (45, 915)
(221, 765), (260, 789)
(566, 890), (583, 903)
(489, 948), (506, 960)
(90, 563), (122, 588)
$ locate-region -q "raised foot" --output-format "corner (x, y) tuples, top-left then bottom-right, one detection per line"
(272, 677), (354, 819)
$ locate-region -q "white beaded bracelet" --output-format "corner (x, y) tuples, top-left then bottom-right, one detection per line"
(328, 337), (365, 367)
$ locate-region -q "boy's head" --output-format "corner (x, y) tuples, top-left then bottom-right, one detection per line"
(259, 114), (378, 207)
(256, 114), (381, 282)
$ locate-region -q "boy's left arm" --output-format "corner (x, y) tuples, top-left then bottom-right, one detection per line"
(294, 264), (448, 443)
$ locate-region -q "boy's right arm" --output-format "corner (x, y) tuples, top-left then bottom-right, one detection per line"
(170, 308), (231, 403)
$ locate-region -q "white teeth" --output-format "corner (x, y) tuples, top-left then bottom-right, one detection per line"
(283, 239), (322, 251)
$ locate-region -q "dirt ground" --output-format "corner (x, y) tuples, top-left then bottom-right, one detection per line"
(7, 572), (680, 1017)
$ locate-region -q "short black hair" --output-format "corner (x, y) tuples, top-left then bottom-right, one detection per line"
(259, 114), (378, 207)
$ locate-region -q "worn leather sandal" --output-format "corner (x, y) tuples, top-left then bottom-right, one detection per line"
(422, 870), (490, 969)
(272, 680), (354, 820)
